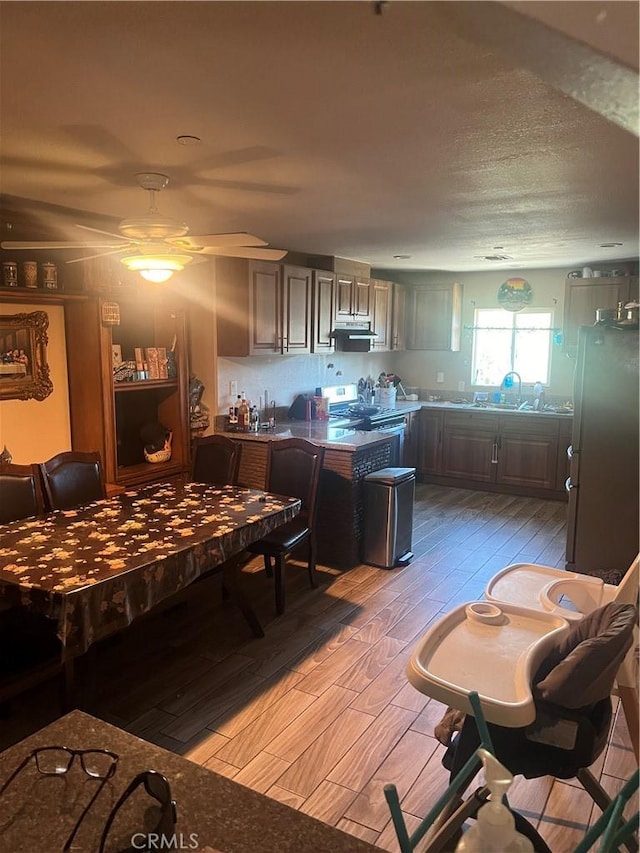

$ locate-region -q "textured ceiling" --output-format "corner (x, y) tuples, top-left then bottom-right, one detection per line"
(0, 1), (638, 272)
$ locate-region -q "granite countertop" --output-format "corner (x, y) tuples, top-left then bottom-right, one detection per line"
(0, 711), (385, 853)
(394, 399), (573, 419)
(219, 421), (398, 451)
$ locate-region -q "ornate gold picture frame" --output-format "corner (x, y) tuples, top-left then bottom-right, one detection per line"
(0, 311), (53, 401)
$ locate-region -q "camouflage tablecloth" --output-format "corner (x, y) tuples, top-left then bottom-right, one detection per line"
(0, 481), (300, 655)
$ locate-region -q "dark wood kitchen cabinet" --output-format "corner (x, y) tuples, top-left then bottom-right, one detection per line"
(334, 274), (371, 323)
(417, 410), (443, 474)
(312, 269), (336, 353)
(370, 278), (393, 351)
(216, 259), (312, 355)
(64, 295), (190, 487)
(563, 275), (638, 353)
(496, 418), (559, 491)
(407, 282), (463, 351)
(441, 412), (498, 483)
(417, 407), (570, 498)
(391, 282), (407, 350)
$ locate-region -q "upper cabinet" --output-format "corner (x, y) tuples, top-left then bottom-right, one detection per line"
(312, 269), (336, 353)
(407, 282), (463, 351)
(563, 275), (639, 353)
(334, 274), (371, 323)
(391, 283), (407, 351)
(216, 259), (313, 356)
(370, 278), (393, 351)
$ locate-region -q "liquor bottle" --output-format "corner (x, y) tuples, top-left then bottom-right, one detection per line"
(238, 393), (249, 431)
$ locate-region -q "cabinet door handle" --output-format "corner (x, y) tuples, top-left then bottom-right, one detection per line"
(567, 444), (578, 459)
(565, 477), (576, 492)
(491, 441), (499, 464)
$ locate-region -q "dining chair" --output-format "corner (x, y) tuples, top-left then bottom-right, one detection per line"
(190, 434), (242, 486)
(0, 463), (45, 524)
(247, 438), (325, 615)
(40, 450), (107, 511)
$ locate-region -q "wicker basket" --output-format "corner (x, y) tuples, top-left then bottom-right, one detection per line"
(144, 448), (172, 464)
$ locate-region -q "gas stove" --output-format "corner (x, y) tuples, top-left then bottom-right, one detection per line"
(321, 384), (406, 430)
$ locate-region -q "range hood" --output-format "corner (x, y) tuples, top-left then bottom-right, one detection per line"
(330, 324), (377, 352)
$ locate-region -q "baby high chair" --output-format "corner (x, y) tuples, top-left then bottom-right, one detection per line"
(399, 601), (638, 853)
(485, 554), (639, 760)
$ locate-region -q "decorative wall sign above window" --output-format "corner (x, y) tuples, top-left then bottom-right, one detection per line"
(497, 277), (533, 312)
(0, 311), (53, 401)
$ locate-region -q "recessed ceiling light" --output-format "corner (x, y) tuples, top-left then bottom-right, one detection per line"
(393, 254), (412, 259)
(599, 242), (623, 248)
(177, 135), (201, 146)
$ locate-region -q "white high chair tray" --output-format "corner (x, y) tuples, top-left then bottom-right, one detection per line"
(485, 563), (604, 619)
(407, 601), (570, 728)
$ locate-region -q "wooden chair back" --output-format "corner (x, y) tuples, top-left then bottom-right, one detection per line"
(40, 450), (106, 511)
(190, 435), (242, 486)
(265, 437), (325, 525)
(0, 463), (45, 524)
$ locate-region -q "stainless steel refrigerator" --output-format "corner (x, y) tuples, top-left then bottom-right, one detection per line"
(566, 324), (639, 578)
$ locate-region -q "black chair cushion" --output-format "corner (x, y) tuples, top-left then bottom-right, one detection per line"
(246, 517), (310, 556)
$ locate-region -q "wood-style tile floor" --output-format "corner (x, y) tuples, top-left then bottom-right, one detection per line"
(2, 484), (636, 851)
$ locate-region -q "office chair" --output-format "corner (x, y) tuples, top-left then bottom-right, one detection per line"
(40, 450), (107, 511)
(247, 438), (325, 615)
(0, 463), (45, 524)
(190, 434), (242, 486)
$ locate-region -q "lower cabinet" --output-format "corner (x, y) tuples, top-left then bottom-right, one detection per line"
(441, 417), (498, 483)
(417, 408), (570, 497)
(418, 410), (443, 474)
(496, 421), (559, 491)
(403, 410), (420, 468)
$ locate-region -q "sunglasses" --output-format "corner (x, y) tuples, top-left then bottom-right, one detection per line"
(0, 746), (119, 852)
(99, 770), (177, 853)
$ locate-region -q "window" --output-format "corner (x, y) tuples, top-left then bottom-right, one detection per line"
(471, 308), (553, 387)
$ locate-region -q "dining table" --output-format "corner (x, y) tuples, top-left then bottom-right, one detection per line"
(0, 480), (301, 701)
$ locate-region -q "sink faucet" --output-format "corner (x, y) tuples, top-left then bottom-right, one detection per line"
(501, 371), (522, 403)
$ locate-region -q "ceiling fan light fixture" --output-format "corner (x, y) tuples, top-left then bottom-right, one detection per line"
(120, 252), (193, 283)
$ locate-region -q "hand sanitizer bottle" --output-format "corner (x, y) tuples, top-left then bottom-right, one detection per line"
(455, 749), (534, 852)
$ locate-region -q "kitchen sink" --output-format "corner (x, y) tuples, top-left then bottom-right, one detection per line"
(472, 403), (519, 411)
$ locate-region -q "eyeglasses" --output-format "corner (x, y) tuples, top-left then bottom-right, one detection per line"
(99, 770), (177, 853)
(0, 746), (118, 851)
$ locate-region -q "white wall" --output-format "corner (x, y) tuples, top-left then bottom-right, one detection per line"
(217, 350), (394, 414)
(0, 302), (71, 463)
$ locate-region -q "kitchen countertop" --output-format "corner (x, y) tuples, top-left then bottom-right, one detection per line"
(217, 399), (572, 451)
(219, 421), (398, 451)
(0, 710), (385, 853)
(394, 399), (573, 419)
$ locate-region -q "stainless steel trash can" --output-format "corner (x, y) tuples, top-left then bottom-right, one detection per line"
(363, 467), (415, 568)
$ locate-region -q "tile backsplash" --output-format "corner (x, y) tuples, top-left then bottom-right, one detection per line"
(216, 352), (393, 413)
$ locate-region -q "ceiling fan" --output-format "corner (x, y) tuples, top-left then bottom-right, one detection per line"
(0, 173), (288, 282)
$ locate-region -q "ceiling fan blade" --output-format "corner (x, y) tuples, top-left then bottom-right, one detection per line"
(65, 247), (130, 264)
(76, 224), (129, 242)
(1, 240), (122, 249)
(199, 246), (288, 261)
(169, 232), (268, 250)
